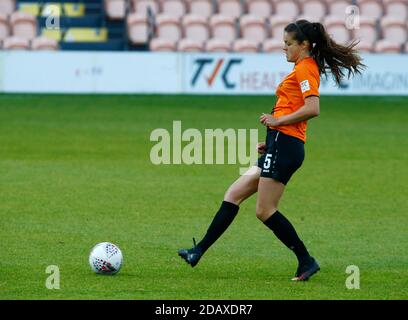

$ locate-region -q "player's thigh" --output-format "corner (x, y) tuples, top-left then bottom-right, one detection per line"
(256, 177), (285, 221)
(224, 166), (261, 205)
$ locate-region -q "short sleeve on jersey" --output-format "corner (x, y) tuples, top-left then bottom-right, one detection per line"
(295, 62), (320, 99)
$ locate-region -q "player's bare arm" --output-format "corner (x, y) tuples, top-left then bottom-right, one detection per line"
(260, 96), (320, 127)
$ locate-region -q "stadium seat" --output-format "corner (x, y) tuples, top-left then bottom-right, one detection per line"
(380, 16), (407, 44)
(355, 39), (374, 52)
(105, 0), (127, 20)
(132, 0), (159, 15)
(352, 16), (378, 44)
(182, 14), (210, 42)
(262, 37), (283, 52)
(63, 3), (86, 17)
(209, 14), (237, 42)
(273, 0), (300, 20)
(323, 15), (351, 44)
(156, 14), (182, 41)
(205, 37), (231, 52)
(127, 12), (150, 44)
(3, 36), (30, 49)
(18, 2), (40, 16)
(217, 0), (243, 19)
(160, 0), (187, 18)
(326, 0), (352, 18)
(268, 16), (292, 41)
(31, 36), (59, 50)
(19, 3), (86, 17)
(0, 13), (10, 41)
(374, 39), (402, 53)
(0, 0), (15, 16)
(356, 0), (384, 20)
(41, 28), (62, 41)
(149, 37), (177, 51)
(233, 38), (259, 52)
(10, 11), (37, 40)
(178, 38), (204, 51)
(64, 28), (108, 42)
(300, 0), (327, 22)
(240, 14), (268, 44)
(295, 14), (323, 23)
(247, 0), (273, 19)
(186, 0), (214, 18)
(383, 0), (408, 21)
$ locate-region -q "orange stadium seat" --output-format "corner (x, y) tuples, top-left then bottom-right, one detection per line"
(380, 16), (407, 44)
(246, 0), (273, 19)
(0, 13), (10, 41)
(233, 38), (259, 52)
(182, 14), (210, 42)
(383, 0), (408, 20)
(205, 38), (231, 52)
(156, 14), (182, 41)
(0, 0), (15, 16)
(240, 14), (268, 44)
(104, 0), (127, 20)
(326, 0), (353, 18)
(160, 0), (187, 19)
(149, 37), (177, 51)
(178, 38), (204, 51)
(3, 36), (30, 49)
(324, 15), (351, 44)
(186, 0), (214, 18)
(217, 0), (243, 19)
(357, 0), (384, 20)
(262, 37), (283, 52)
(209, 14), (237, 42)
(268, 16), (292, 41)
(295, 14), (323, 23)
(132, 0), (159, 15)
(352, 16), (378, 44)
(300, 0), (328, 22)
(374, 39), (402, 53)
(127, 12), (150, 44)
(10, 11), (37, 40)
(272, 0), (300, 20)
(355, 39), (375, 52)
(31, 36), (59, 50)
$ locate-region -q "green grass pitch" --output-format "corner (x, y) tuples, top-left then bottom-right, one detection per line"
(1, 94), (407, 300)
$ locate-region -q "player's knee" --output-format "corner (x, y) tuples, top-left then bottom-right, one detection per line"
(224, 188), (241, 205)
(256, 205), (277, 222)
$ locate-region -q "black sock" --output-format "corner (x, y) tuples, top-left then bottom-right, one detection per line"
(197, 201), (239, 253)
(263, 210), (311, 265)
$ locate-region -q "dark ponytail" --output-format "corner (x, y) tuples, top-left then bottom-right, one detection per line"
(284, 20), (366, 86)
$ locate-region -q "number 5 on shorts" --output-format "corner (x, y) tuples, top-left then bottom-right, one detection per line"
(263, 153), (272, 169)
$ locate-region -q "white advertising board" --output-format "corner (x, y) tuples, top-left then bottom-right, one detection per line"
(183, 53), (408, 95)
(1, 51), (408, 95)
(0, 51), (181, 94)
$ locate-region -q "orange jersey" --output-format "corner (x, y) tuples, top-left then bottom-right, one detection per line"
(270, 57), (320, 143)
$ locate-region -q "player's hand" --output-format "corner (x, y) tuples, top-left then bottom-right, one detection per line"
(260, 113), (280, 127)
(257, 142), (266, 154)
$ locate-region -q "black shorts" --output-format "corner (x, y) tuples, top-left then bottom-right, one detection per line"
(257, 129), (305, 185)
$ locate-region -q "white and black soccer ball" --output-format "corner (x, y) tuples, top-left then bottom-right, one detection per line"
(89, 242), (123, 275)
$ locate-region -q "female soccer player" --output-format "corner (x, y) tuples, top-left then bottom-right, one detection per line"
(178, 20), (365, 281)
